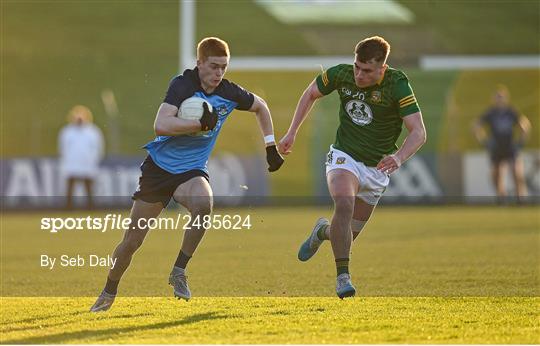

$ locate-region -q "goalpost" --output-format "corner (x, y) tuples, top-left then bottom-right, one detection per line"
(179, 1), (196, 72)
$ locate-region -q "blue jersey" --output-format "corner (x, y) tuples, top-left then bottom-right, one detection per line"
(144, 68), (254, 174)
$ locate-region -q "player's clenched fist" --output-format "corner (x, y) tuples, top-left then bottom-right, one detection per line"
(278, 132), (295, 155)
(199, 102), (218, 131)
(266, 145), (284, 172)
(376, 154), (401, 175)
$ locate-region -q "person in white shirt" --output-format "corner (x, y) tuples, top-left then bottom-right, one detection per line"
(58, 105), (104, 209)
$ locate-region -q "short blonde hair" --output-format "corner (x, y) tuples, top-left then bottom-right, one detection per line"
(355, 36), (391, 64)
(68, 105), (93, 124)
(197, 37), (230, 61)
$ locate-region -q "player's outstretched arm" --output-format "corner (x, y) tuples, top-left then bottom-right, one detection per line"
(249, 95), (284, 172)
(278, 80), (323, 155)
(154, 102), (204, 136)
(377, 112), (426, 174)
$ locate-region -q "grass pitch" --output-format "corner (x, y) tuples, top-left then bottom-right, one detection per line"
(1, 205), (539, 343)
(1, 297), (538, 344)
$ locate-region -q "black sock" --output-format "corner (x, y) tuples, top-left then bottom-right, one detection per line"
(104, 277), (119, 295)
(335, 258), (349, 276)
(174, 250), (192, 269)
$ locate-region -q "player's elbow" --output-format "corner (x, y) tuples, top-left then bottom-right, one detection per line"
(154, 120), (169, 136)
(419, 127), (427, 144)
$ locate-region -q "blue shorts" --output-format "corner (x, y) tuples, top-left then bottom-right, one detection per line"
(132, 155), (208, 207)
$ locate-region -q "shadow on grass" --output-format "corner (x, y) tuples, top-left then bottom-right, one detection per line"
(1, 311), (82, 326)
(1, 313), (152, 334)
(2, 312), (228, 344)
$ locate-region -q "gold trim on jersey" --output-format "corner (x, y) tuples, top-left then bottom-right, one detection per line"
(399, 95), (416, 108)
(322, 71), (329, 86)
(400, 99), (417, 108)
(399, 95), (415, 104)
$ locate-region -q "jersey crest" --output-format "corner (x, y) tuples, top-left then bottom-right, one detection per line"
(370, 91), (382, 103)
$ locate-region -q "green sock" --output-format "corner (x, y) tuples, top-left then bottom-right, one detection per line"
(316, 224), (329, 240)
(335, 258), (349, 276)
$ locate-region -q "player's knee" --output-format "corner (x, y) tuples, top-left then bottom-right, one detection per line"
(121, 234), (145, 254)
(190, 200), (212, 217)
(127, 239), (144, 254)
(333, 196), (355, 214)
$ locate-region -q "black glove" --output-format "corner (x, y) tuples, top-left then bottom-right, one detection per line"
(266, 145), (284, 172)
(199, 102), (218, 131)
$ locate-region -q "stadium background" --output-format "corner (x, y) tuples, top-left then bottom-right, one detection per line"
(2, 0), (539, 203)
(1, 1), (539, 343)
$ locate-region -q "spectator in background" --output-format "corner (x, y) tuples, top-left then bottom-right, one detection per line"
(473, 85), (531, 204)
(58, 105), (105, 209)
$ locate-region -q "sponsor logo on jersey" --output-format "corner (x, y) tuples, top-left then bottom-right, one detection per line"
(341, 88), (366, 100)
(336, 157), (346, 164)
(345, 100), (373, 126)
(341, 87), (352, 96)
(326, 150), (333, 164)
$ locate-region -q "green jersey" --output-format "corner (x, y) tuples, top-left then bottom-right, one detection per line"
(316, 64), (420, 166)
